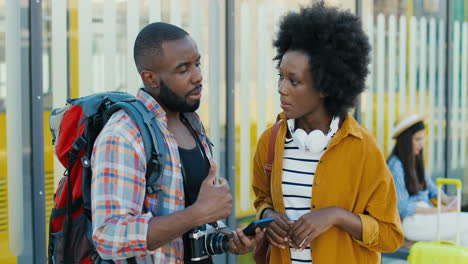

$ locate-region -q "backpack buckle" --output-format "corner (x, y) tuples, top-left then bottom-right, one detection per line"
(81, 156), (91, 168)
(90, 251), (101, 264)
(102, 97), (112, 110)
(150, 151), (161, 171)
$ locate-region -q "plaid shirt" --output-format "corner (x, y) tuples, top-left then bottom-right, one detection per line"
(91, 89), (213, 263)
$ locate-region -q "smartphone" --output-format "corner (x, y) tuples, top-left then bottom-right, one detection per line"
(448, 197), (458, 207)
(242, 217), (274, 236)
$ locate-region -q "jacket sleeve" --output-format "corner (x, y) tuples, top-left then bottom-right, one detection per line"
(353, 142), (404, 253)
(252, 128), (274, 220)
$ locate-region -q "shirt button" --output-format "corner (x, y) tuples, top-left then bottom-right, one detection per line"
(176, 260), (181, 264)
(171, 133), (174, 137)
(178, 163), (182, 168)
(178, 196), (184, 201)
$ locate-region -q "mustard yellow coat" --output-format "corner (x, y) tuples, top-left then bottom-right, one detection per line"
(252, 113), (404, 264)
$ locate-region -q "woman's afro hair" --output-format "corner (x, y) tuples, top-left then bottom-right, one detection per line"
(273, 1), (371, 116)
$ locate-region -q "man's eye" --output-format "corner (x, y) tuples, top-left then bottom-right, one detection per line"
(291, 80), (298, 86)
(277, 73), (284, 80)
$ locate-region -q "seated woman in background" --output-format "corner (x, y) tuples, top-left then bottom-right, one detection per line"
(252, 3), (404, 264)
(388, 113), (468, 246)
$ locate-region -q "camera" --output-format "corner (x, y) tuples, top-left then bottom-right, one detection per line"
(187, 224), (230, 261)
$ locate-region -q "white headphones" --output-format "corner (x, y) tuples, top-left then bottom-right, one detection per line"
(287, 116), (340, 153)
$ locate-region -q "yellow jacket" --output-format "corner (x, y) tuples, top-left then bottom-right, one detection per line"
(252, 113), (404, 264)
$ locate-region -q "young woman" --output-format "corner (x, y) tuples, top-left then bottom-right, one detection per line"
(388, 113), (468, 246)
(252, 3), (404, 264)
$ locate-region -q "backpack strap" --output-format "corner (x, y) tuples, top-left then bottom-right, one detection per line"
(264, 120), (282, 179)
(105, 99), (167, 194)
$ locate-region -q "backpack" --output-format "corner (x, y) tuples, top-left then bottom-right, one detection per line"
(48, 91), (168, 264)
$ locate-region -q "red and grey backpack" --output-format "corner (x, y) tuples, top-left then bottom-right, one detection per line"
(48, 91), (168, 264)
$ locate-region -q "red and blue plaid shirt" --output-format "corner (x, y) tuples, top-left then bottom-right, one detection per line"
(91, 89), (213, 263)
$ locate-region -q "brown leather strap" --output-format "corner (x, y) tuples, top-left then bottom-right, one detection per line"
(264, 120), (282, 178)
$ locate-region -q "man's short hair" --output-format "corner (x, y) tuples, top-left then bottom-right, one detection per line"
(134, 22), (189, 72)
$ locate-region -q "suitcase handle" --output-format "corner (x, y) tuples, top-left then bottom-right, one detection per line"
(432, 240), (458, 246)
(436, 178), (462, 244)
(436, 178), (462, 189)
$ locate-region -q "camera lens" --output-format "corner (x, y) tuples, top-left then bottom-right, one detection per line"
(206, 232), (230, 255)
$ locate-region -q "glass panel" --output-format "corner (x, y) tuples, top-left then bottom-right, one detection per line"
(0, 0), (15, 262)
(39, 6), (63, 263)
(3, 0), (32, 262)
(450, 0), (468, 203)
(360, 0), (447, 178)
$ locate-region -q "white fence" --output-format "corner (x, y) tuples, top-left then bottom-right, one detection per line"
(362, 14), (468, 177)
(3, 3), (468, 217)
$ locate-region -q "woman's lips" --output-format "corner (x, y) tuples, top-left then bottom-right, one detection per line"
(280, 101), (291, 109)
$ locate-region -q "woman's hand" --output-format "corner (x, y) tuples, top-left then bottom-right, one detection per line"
(289, 208), (338, 250)
(228, 227), (265, 255)
(441, 205), (457, 212)
(262, 209), (294, 249)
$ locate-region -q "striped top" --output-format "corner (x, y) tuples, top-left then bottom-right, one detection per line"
(91, 89), (213, 263)
(282, 134), (333, 264)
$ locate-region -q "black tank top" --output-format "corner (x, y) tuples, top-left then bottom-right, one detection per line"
(179, 144), (212, 264)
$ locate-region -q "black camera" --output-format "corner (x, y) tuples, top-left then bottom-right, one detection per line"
(187, 224), (230, 261)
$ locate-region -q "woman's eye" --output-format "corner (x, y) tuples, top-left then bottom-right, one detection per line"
(277, 73), (284, 80)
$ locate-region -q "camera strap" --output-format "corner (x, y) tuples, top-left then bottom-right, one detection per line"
(179, 114), (211, 206)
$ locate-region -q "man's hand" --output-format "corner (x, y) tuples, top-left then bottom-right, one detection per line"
(229, 227), (265, 255)
(262, 209), (294, 249)
(192, 162), (232, 225)
(289, 208), (337, 250)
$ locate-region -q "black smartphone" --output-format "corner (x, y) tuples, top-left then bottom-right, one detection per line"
(242, 217), (274, 236)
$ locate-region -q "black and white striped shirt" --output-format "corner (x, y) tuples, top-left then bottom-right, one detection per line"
(282, 135), (331, 264)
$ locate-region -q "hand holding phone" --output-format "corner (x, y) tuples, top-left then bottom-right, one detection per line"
(448, 197), (458, 207)
(242, 217), (274, 236)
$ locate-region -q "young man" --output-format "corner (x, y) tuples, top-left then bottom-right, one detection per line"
(91, 22), (262, 263)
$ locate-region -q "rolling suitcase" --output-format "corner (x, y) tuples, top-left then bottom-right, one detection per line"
(407, 178), (468, 263)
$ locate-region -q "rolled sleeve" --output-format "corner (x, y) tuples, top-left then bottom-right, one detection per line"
(93, 213), (156, 259)
(354, 214), (379, 247)
(357, 152), (404, 253)
(91, 118), (152, 260)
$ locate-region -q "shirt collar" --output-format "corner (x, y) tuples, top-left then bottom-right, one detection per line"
(136, 88), (167, 120)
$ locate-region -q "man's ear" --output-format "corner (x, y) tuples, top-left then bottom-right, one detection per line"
(141, 70), (159, 88)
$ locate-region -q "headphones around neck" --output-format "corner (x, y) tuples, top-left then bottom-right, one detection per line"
(287, 116), (339, 153)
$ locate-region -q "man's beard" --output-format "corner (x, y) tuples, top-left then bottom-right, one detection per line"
(157, 80), (201, 113)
